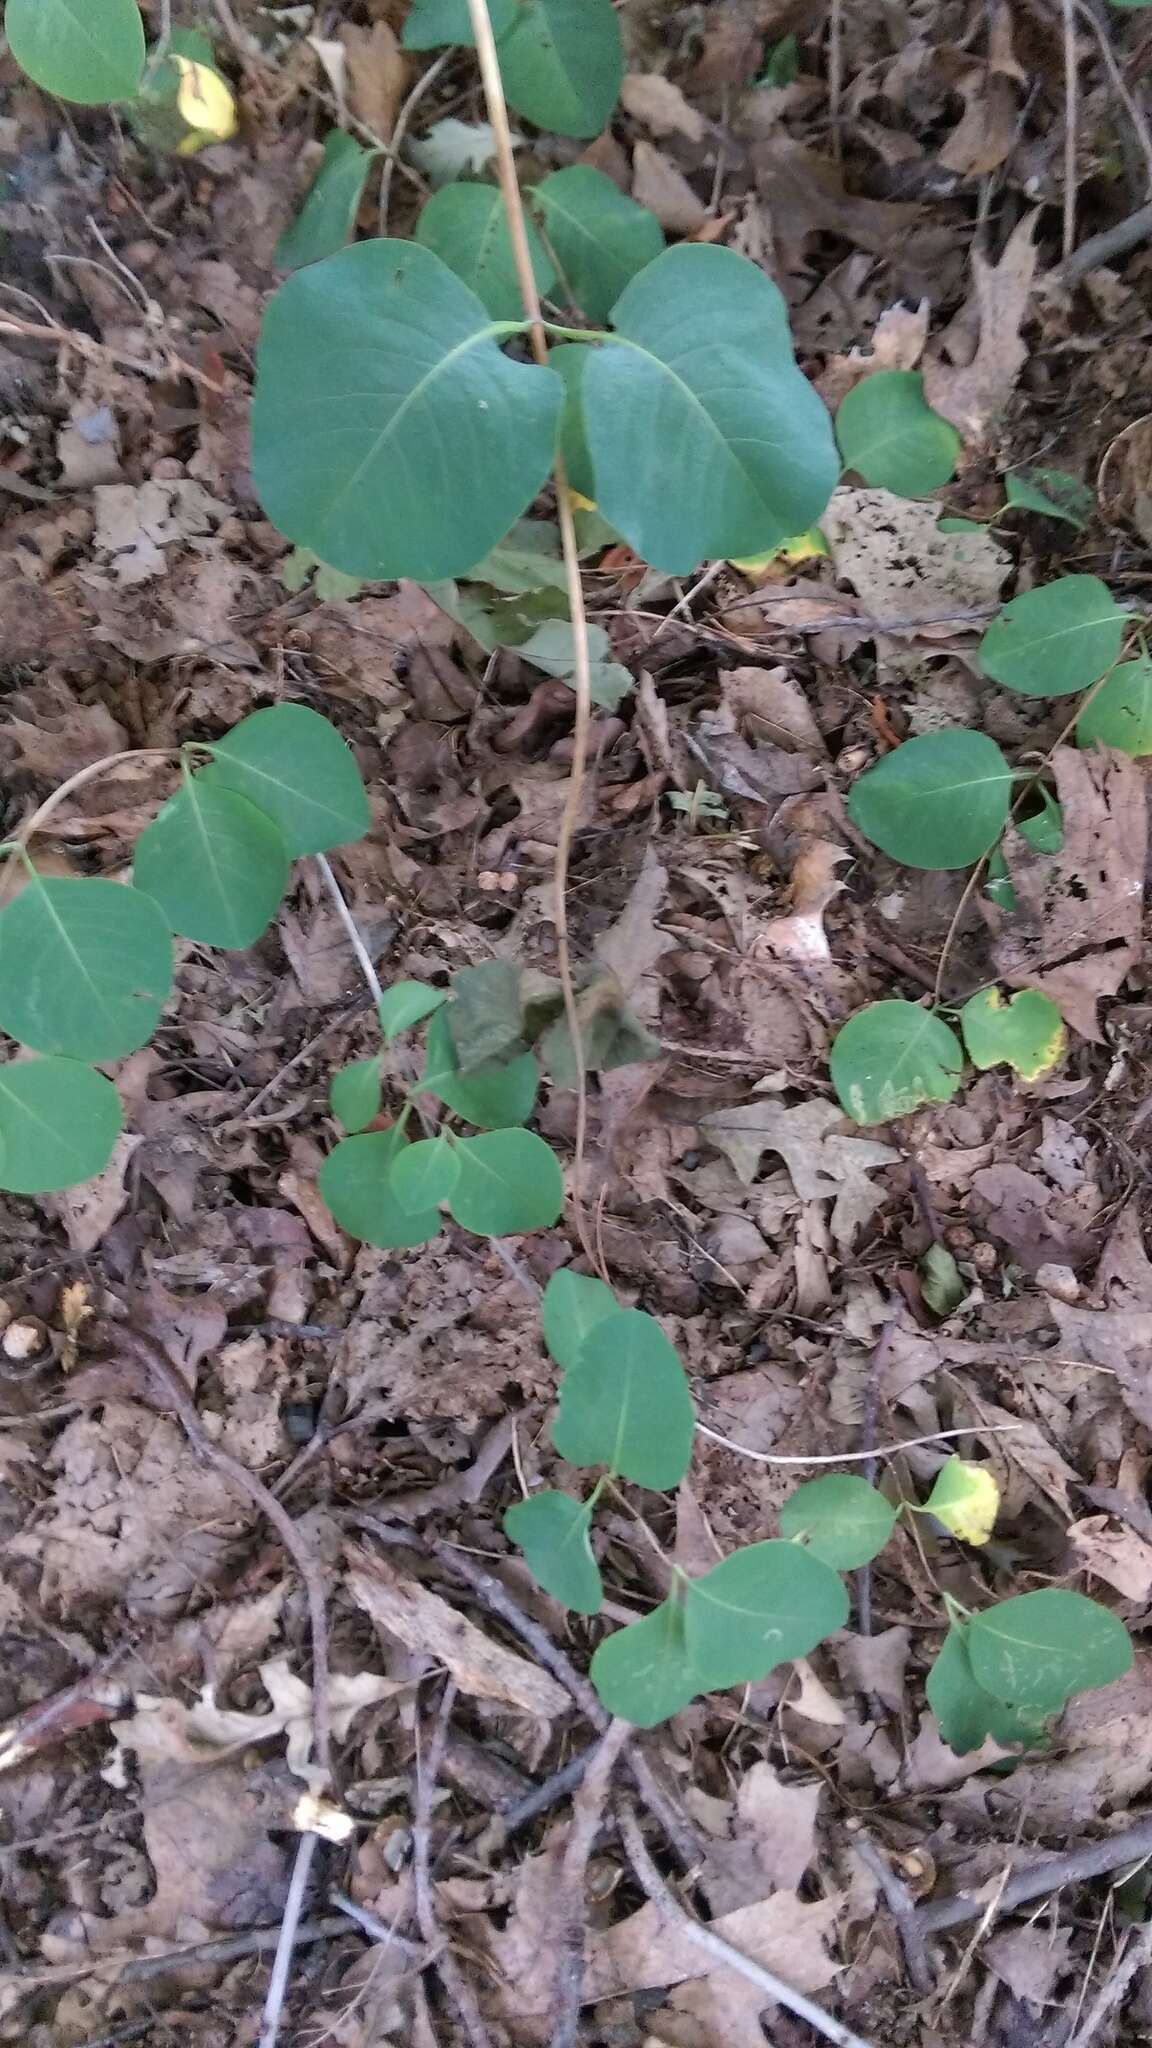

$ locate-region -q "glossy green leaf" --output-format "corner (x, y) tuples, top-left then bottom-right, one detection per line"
(420, 1007), (539, 1128)
(541, 1267), (617, 1371)
(319, 1126), (440, 1248)
(133, 779), (290, 949)
(848, 729), (1012, 869)
(835, 371), (960, 496)
(960, 987), (1066, 1081)
(778, 1475), (897, 1569)
(1005, 466), (1094, 529)
(552, 1307), (694, 1488)
(549, 343), (596, 500)
(1076, 655), (1152, 756)
(685, 1541), (849, 1689)
(928, 1627), (1049, 1755)
(275, 130), (379, 271)
(465, 519), (568, 595)
(401, 0), (517, 47)
(504, 1491), (603, 1613)
(532, 166), (664, 323)
(415, 182), (555, 320)
(377, 981), (446, 1042)
(968, 1590), (1133, 1713)
(329, 1058), (383, 1133)
(6, 0), (145, 104)
(497, 0), (623, 137)
(584, 246), (839, 574)
(0, 876), (172, 1062)
(591, 1599), (698, 1727)
(0, 1058), (123, 1194)
(252, 240), (562, 582)
(831, 1000), (964, 1126)
(447, 1128), (564, 1235)
(201, 704), (370, 857)
(980, 576), (1127, 697)
(390, 1133), (461, 1212)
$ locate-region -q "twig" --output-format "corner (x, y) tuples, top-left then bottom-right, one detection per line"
(828, 0), (844, 161)
(552, 1718), (632, 2048)
(1063, 0), (1080, 260)
(475, 1750), (593, 1851)
(914, 1815), (1152, 1935)
(315, 853), (384, 1006)
(695, 1421), (1022, 1466)
(465, 0), (597, 1270)
(617, 1799), (876, 2048)
(855, 1320), (899, 1641)
(1073, 0), (1152, 198)
(413, 1679), (495, 2048)
(852, 1834), (934, 1994)
(329, 1889), (426, 1955)
(1061, 198), (1152, 282)
(1067, 1916), (1152, 2048)
(0, 313), (225, 390)
(258, 1832), (320, 2048)
(118, 1913), (372, 1980)
(380, 49), (453, 228)
(0, 748), (181, 909)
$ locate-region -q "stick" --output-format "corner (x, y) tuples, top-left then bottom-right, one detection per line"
(315, 853), (384, 1005)
(914, 1815), (1152, 1935)
(852, 1834), (934, 1994)
(551, 1719), (632, 2048)
(379, 49), (454, 228)
(617, 1800), (876, 2048)
(1061, 198), (1152, 283)
(257, 1832), (320, 2048)
(1067, 1917), (1152, 2048)
(413, 1680), (495, 2048)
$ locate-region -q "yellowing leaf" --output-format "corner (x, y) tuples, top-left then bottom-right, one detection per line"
(172, 57), (238, 150)
(959, 986), (1066, 1082)
(729, 527), (829, 575)
(921, 1457), (1000, 1546)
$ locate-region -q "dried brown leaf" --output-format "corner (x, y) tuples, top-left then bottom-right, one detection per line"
(585, 1889), (844, 2002)
(923, 212), (1038, 441)
(632, 140), (709, 232)
(620, 71), (706, 141)
(339, 20), (409, 139)
(700, 1098), (896, 1248)
(1068, 1515), (1152, 1600)
(346, 1552), (570, 1718)
(822, 488), (1011, 627)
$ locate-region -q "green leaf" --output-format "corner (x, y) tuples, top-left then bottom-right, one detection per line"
(778, 1475), (897, 1569)
(532, 167), (664, 324)
(549, 343), (596, 500)
(447, 959), (527, 1068)
(497, 0), (623, 138)
(928, 1627), (1049, 1755)
(447, 1128), (564, 1235)
(585, 246), (839, 574)
(959, 987), (1066, 1081)
(133, 779), (290, 950)
(968, 1590), (1133, 1713)
(5, 0), (145, 104)
(1076, 655), (1152, 756)
(684, 1541), (849, 1689)
(421, 1007), (540, 1128)
(848, 729), (1012, 869)
(921, 1242), (965, 1316)
(275, 130), (379, 271)
(541, 1267), (617, 1371)
(986, 794), (1064, 913)
(464, 519), (568, 596)
(504, 1491), (603, 1613)
(415, 182), (556, 320)
(980, 576), (1127, 698)
(390, 1133), (461, 1212)
(590, 1599), (698, 1727)
(401, 0), (517, 47)
(252, 240), (562, 582)
(319, 1125), (440, 1248)
(0, 1058), (123, 1194)
(831, 1000), (964, 1126)
(835, 371), (960, 497)
(1005, 465), (1094, 529)
(377, 982), (446, 1043)
(552, 1307), (694, 1488)
(201, 704), (370, 856)
(329, 1058), (382, 1133)
(0, 875), (172, 1062)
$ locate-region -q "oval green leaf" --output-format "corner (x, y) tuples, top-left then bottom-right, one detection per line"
(275, 130), (379, 272)
(848, 728), (1012, 869)
(390, 1133), (461, 1212)
(504, 1491), (603, 1614)
(778, 1474), (897, 1569)
(201, 704), (370, 856)
(134, 779), (290, 949)
(377, 980), (446, 1042)
(415, 183), (556, 320)
(252, 240), (562, 582)
(980, 575), (1127, 697)
(497, 0), (623, 137)
(541, 1267), (617, 1372)
(532, 167), (664, 324)
(401, 0), (517, 47)
(959, 987), (1066, 1081)
(0, 1058), (123, 1194)
(1076, 655), (1152, 756)
(447, 1127), (564, 1235)
(0, 875), (172, 1062)
(420, 1006), (539, 1128)
(319, 1126), (440, 1248)
(967, 1589), (1133, 1713)
(549, 343), (596, 500)
(329, 1058), (383, 1133)
(6, 0), (145, 104)
(590, 1599), (698, 1727)
(1005, 465), (1094, 530)
(552, 1307), (694, 1488)
(684, 1541), (849, 1690)
(584, 245), (839, 574)
(835, 370), (960, 497)
(927, 1626), (1049, 1755)
(831, 1000), (964, 1126)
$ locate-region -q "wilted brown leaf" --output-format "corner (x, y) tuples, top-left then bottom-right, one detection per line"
(923, 212), (1038, 441)
(346, 1552), (570, 1718)
(620, 71), (706, 141)
(632, 140), (709, 232)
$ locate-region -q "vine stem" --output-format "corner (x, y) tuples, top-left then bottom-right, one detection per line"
(464, 0), (598, 1269)
(0, 748), (183, 911)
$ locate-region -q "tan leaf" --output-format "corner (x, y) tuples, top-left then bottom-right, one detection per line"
(47, 1132), (141, 1253)
(923, 212), (1038, 441)
(822, 488), (1011, 629)
(817, 299), (931, 409)
(736, 1761), (821, 1890)
(586, 1890), (844, 2002)
(985, 1925), (1073, 2006)
(346, 1553), (570, 1718)
(938, 67), (1020, 178)
(1068, 1515), (1152, 1601)
(719, 665), (827, 756)
(760, 838), (849, 964)
(620, 71), (706, 142)
(339, 21), (409, 139)
(632, 140), (708, 233)
(699, 1097), (897, 1249)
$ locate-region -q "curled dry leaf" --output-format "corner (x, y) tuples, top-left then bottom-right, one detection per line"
(817, 299), (931, 411)
(1099, 412), (1152, 549)
(620, 70), (706, 141)
(760, 838), (849, 964)
(922, 211), (1038, 442)
(346, 1553), (570, 1718)
(1068, 1516), (1152, 1602)
(631, 139), (709, 232)
(339, 20), (409, 139)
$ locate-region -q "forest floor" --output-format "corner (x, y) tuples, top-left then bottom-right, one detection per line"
(5, 0), (1152, 2043)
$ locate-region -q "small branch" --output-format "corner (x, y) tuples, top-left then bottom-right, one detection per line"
(695, 1421), (1022, 1466)
(1061, 198), (1152, 283)
(552, 1719), (632, 2048)
(1063, 0), (1079, 260)
(413, 1680), (495, 2048)
(315, 853), (384, 1005)
(852, 1833), (934, 1994)
(258, 1832), (320, 2048)
(0, 748), (182, 909)
(380, 49), (454, 229)
(617, 1800), (876, 2048)
(914, 1814), (1152, 1935)
(1067, 1917), (1152, 2048)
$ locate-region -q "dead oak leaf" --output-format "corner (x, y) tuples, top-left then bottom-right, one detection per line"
(923, 211), (1038, 441)
(992, 746), (1146, 1042)
(822, 488), (1011, 631)
(585, 1890), (843, 2005)
(1068, 1515), (1152, 1601)
(700, 1098), (896, 1249)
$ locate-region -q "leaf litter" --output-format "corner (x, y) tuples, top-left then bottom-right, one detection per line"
(4, 3), (1152, 2045)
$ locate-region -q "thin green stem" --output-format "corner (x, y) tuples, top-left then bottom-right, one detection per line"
(540, 323), (612, 345)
